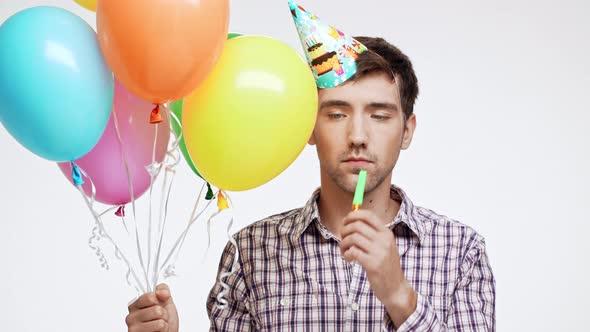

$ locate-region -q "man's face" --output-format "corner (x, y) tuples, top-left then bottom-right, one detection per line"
(309, 72), (416, 194)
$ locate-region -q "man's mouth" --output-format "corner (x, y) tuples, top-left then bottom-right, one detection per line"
(342, 157), (372, 166)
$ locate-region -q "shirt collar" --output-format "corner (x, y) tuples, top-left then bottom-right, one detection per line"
(292, 184), (426, 244)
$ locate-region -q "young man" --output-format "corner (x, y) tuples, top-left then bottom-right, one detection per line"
(204, 35), (496, 331)
(125, 4), (495, 332)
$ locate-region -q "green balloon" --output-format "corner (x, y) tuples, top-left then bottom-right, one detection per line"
(170, 99), (203, 178)
(227, 32), (242, 40)
(171, 32), (243, 180)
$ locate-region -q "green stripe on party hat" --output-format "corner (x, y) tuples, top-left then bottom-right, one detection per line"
(288, 0), (367, 89)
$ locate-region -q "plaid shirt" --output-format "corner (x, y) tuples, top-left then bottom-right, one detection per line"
(207, 185), (496, 331)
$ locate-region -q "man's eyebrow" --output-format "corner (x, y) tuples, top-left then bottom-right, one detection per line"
(367, 102), (399, 111)
(319, 100), (352, 110)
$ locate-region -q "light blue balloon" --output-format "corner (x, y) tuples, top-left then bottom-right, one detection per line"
(0, 6), (113, 162)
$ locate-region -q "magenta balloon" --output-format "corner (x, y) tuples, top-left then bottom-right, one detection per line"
(58, 80), (170, 205)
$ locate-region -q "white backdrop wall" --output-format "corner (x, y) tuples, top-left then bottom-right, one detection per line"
(0, 0), (588, 331)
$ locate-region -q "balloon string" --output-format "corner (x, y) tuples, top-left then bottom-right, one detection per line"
(152, 169), (175, 286)
(216, 191), (239, 309)
(162, 104), (216, 205)
(155, 164), (169, 254)
(120, 213), (130, 236)
(113, 106), (149, 290)
(152, 106), (181, 287)
(158, 182), (215, 279)
(115, 248), (142, 295)
(152, 105), (219, 282)
(97, 205), (119, 217)
(75, 167), (146, 294)
(205, 191), (231, 265)
(202, 209), (224, 264)
(88, 224), (109, 270)
(159, 184), (213, 279)
(146, 121), (160, 293)
(112, 107), (138, 221)
(72, 161), (104, 270)
(217, 215), (239, 310)
(162, 104), (182, 152)
(96, 205), (130, 235)
(157, 165), (170, 234)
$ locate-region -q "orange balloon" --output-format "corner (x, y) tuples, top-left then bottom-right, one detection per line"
(97, 0), (229, 104)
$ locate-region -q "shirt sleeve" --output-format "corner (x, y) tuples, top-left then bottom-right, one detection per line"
(207, 240), (255, 331)
(389, 235), (496, 332)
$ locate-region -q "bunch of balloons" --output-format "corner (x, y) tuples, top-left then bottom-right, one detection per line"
(0, 0), (320, 296)
(0, 0), (318, 200)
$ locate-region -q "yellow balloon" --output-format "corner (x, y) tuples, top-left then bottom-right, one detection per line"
(183, 36), (318, 191)
(74, 0), (97, 11)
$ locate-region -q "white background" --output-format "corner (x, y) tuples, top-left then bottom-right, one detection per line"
(1, 0), (589, 331)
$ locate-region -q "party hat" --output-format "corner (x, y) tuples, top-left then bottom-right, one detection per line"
(288, 0), (368, 88)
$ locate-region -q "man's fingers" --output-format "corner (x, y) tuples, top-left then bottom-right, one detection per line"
(131, 305), (169, 323)
(344, 245), (382, 274)
(341, 220), (376, 240)
(128, 292), (159, 313)
(343, 246), (371, 266)
(341, 232), (372, 255)
(128, 319), (168, 332)
(343, 210), (382, 230)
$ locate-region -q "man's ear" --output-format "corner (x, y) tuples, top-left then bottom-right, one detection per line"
(401, 113), (416, 150)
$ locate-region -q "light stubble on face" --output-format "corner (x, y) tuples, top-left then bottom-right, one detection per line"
(315, 73), (409, 196)
(326, 144), (399, 195)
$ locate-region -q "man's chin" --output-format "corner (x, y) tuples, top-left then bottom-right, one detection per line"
(332, 173), (360, 194)
(350, 168), (364, 175)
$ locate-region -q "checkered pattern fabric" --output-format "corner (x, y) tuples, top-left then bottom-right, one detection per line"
(207, 185), (495, 331)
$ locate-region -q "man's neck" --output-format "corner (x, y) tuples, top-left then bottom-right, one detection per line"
(317, 173), (400, 239)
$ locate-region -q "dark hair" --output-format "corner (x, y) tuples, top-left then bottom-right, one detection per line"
(352, 36), (419, 119)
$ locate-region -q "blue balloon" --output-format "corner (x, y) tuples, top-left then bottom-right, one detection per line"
(0, 6), (113, 162)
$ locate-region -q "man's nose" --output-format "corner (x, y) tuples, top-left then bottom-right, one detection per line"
(347, 114), (368, 148)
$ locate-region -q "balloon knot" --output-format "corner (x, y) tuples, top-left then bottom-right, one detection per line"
(115, 205), (125, 217)
(217, 191), (229, 211)
(205, 183), (215, 200)
(150, 104), (163, 124)
(71, 162), (85, 186)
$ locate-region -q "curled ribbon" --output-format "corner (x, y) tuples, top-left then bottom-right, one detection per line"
(207, 191), (239, 309)
(75, 165), (147, 294)
(216, 216), (239, 310)
(88, 225), (109, 270)
(203, 190), (230, 262)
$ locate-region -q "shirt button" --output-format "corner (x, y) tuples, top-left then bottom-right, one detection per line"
(280, 297), (291, 306)
(350, 302), (359, 311)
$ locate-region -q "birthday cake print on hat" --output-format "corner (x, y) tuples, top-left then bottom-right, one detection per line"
(288, 0), (368, 88)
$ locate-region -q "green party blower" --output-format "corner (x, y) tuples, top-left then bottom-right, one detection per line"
(352, 170), (367, 211)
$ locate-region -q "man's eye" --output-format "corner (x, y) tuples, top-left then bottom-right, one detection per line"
(372, 114), (390, 120)
(328, 113), (345, 119)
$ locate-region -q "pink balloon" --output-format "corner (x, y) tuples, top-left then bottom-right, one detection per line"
(58, 80), (170, 205)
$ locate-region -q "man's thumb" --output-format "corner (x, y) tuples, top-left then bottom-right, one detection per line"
(155, 283), (171, 302)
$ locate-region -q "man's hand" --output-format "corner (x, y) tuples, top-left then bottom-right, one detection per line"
(126, 284), (179, 332)
(340, 210), (417, 327)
